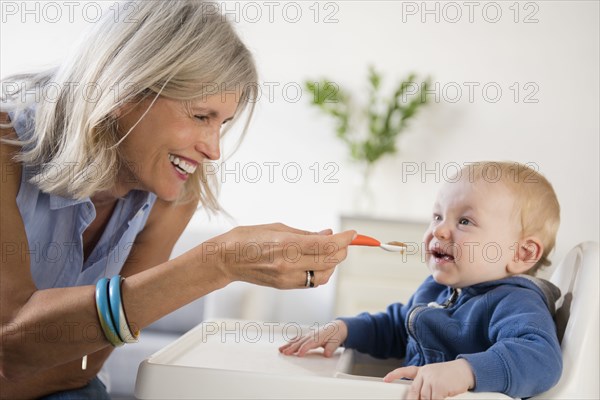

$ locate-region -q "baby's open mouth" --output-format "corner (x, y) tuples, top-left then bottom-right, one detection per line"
(431, 249), (455, 262)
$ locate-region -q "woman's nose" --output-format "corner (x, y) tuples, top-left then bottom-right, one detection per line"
(196, 129), (221, 161)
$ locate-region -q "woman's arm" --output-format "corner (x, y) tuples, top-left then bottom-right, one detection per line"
(0, 134), (224, 378)
(0, 160), (197, 398)
(1, 120), (355, 381)
(121, 196), (199, 278)
(115, 196), (220, 330)
(0, 348), (113, 399)
(1, 124), (115, 382)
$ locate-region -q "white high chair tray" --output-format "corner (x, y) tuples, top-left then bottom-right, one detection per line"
(134, 319), (511, 399)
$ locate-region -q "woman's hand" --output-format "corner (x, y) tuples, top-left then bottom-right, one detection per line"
(278, 320), (348, 357)
(197, 223), (356, 289)
(383, 359), (475, 400)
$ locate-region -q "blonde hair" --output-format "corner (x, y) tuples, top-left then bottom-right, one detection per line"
(462, 161), (560, 274)
(0, 0), (258, 211)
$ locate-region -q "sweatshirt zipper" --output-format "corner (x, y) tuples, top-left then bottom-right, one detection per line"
(407, 287), (462, 338)
(407, 304), (427, 339)
(439, 287), (461, 308)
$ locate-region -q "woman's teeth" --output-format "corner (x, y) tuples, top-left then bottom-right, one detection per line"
(168, 154), (197, 175)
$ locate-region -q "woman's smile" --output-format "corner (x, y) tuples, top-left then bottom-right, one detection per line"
(168, 153), (199, 180)
(116, 94), (239, 201)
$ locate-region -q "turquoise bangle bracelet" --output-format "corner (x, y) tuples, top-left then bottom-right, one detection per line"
(109, 276), (138, 343)
(95, 278), (124, 347)
(108, 276), (125, 343)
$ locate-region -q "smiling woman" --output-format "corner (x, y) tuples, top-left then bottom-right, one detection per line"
(115, 95), (240, 202)
(0, 1), (355, 398)
(2, 0), (256, 210)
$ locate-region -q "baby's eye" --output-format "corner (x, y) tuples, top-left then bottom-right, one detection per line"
(458, 218), (471, 225)
(432, 214), (442, 222)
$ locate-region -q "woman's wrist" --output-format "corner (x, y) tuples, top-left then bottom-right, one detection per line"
(121, 251), (231, 331)
(184, 242), (234, 289)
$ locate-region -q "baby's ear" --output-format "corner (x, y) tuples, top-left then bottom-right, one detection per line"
(508, 237), (544, 274)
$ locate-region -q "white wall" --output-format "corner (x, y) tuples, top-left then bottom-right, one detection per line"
(2, 1), (598, 324)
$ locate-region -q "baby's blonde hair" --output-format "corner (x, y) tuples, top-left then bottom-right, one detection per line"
(462, 161), (560, 274)
(1, 0), (258, 211)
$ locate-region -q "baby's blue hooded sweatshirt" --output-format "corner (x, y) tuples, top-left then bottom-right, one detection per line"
(339, 275), (562, 398)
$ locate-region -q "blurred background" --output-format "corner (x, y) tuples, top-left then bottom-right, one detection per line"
(2, 1), (598, 396)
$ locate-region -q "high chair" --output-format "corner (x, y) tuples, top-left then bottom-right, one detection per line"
(134, 242), (599, 399)
(335, 241), (600, 399)
(535, 241), (599, 399)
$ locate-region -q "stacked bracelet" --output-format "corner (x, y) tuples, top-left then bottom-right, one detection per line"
(95, 278), (124, 346)
(95, 275), (138, 346)
(108, 276), (139, 343)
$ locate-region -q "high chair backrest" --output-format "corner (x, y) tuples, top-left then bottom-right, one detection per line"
(535, 242), (599, 399)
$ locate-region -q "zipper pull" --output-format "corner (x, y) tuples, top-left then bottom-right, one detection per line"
(441, 288), (461, 308)
(427, 288), (462, 309)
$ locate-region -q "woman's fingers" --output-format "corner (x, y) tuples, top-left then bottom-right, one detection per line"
(307, 268), (335, 287)
(255, 222), (331, 236)
(202, 224), (355, 289)
(295, 229), (356, 254)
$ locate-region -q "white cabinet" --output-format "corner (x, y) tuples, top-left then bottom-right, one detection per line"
(335, 215), (430, 317)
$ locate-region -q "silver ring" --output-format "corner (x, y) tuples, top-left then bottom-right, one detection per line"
(305, 270), (315, 288)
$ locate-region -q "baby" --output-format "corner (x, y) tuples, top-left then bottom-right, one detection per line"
(280, 161), (562, 399)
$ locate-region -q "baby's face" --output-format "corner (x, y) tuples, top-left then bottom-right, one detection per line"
(423, 178), (523, 288)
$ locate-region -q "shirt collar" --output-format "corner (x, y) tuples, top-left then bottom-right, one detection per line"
(48, 193), (92, 210)
(48, 190), (153, 211)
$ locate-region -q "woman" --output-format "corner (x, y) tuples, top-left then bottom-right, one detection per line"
(0, 1), (355, 398)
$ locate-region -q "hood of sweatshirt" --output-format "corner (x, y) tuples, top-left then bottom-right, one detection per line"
(465, 275), (561, 315)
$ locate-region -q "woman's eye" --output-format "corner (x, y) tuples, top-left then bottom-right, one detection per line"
(459, 218), (470, 225)
(195, 115), (209, 122)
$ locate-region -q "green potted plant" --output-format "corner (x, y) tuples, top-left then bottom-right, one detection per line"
(305, 66), (431, 209)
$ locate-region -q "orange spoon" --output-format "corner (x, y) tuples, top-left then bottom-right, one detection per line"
(350, 234), (406, 252)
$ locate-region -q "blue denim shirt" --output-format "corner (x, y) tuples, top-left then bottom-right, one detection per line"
(11, 109), (156, 289)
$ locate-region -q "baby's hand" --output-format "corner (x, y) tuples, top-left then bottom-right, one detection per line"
(278, 320), (348, 357)
(383, 359), (475, 400)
